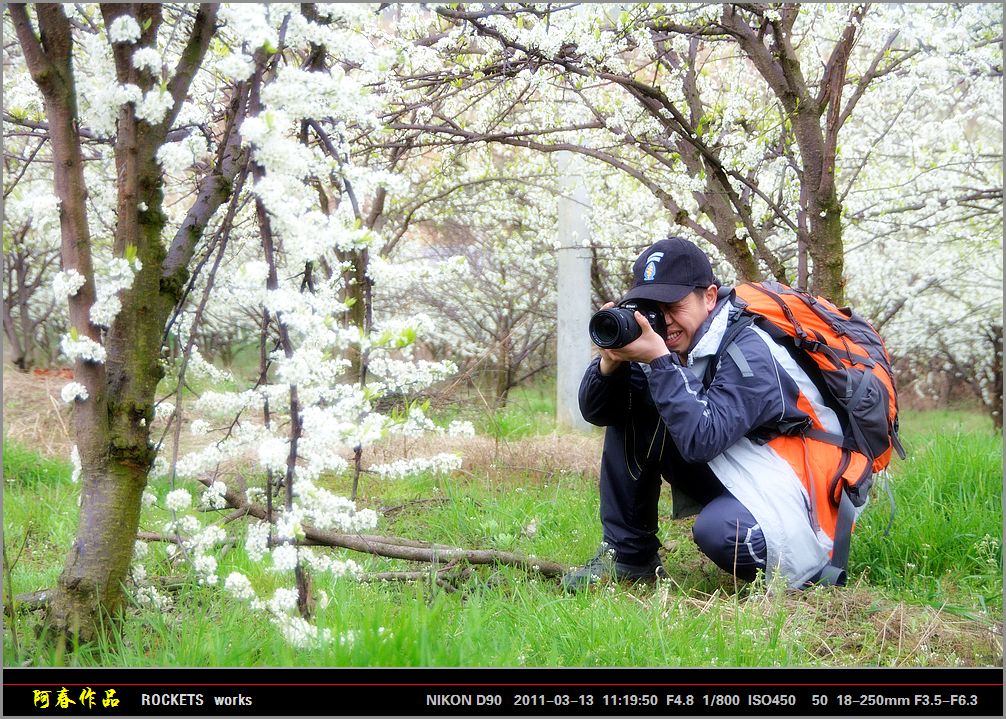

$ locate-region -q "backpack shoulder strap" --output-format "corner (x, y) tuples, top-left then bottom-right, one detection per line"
(703, 310), (756, 389)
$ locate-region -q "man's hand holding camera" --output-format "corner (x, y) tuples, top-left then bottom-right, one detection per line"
(595, 301), (670, 375)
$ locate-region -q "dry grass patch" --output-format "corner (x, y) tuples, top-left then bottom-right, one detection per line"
(2, 369), (73, 458)
(639, 575), (1003, 668)
(369, 432), (603, 482)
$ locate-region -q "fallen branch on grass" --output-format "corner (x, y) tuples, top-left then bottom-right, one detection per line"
(183, 477), (567, 579)
(359, 559), (475, 593)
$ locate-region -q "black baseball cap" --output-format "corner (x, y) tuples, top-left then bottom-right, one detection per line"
(620, 237), (717, 305)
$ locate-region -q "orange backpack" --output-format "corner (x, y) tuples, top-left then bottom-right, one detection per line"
(709, 281), (906, 583)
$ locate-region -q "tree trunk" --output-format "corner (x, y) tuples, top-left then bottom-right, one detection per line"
(48, 462), (148, 634)
(721, 3), (861, 304)
(989, 325), (1003, 432)
(13, 3), (225, 639)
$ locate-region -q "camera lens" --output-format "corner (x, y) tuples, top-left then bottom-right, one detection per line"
(589, 307), (642, 349)
(590, 312), (621, 347)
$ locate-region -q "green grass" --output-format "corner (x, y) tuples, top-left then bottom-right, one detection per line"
(437, 381), (559, 439)
(851, 420), (1003, 612)
(2, 407), (1001, 668)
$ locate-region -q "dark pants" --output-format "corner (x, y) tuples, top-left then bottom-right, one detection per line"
(599, 424), (767, 580)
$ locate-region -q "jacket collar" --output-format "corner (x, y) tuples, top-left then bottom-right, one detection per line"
(684, 289), (734, 366)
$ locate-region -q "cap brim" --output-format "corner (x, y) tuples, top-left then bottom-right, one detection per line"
(621, 283), (694, 305)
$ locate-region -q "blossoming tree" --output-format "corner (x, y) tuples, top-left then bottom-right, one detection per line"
(9, 3), (241, 636)
(4, 2), (1001, 645)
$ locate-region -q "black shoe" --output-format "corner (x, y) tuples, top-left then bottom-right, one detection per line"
(561, 542), (667, 591)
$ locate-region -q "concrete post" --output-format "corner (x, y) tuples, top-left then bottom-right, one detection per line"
(555, 151), (593, 432)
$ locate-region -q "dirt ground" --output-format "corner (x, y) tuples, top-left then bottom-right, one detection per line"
(2, 368), (75, 458)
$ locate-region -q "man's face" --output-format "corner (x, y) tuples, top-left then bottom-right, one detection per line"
(657, 286), (718, 355)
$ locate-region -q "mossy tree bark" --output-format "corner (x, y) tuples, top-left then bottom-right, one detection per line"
(11, 3), (239, 639)
(720, 4), (871, 304)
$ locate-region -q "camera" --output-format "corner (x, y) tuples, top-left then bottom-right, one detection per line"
(588, 300), (667, 349)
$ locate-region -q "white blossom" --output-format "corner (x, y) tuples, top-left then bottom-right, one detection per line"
(369, 453), (463, 480)
(107, 15), (142, 44)
(52, 270), (86, 298)
(60, 382), (89, 403)
(257, 436), (289, 474)
(133, 540), (149, 560)
(245, 521), (271, 562)
(190, 419), (211, 436)
(192, 554), (218, 585)
(270, 544), (299, 572)
(271, 613), (332, 649)
(165, 488), (192, 512)
(267, 587), (299, 614)
(60, 335), (106, 364)
(89, 294), (122, 328)
(217, 52), (255, 82)
(131, 47), (162, 75)
(199, 480), (228, 510)
(135, 88), (175, 124)
(185, 525), (226, 554)
(224, 572), (256, 601)
(134, 584), (172, 611)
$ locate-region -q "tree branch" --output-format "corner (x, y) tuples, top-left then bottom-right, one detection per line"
(195, 476), (566, 579)
(161, 3), (219, 135)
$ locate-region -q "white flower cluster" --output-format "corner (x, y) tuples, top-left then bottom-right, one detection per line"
(60, 334), (106, 364)
(88, 295), (121, 328)
(192, 389), (261, 418)
(52, 270), (86, 298)
(368, 357), (458, 396)
(154, 401), (176, 421)
(170, 422), (271, 481)
(389, 405), (438, 438)
(216, 51), (256, 82)
(199, 480), (228, 510)
(157, 131), (210, 176)
(133, 584), (173, 611)
(369, 453), (463, 480)
(135, 87), (175, 125)
(295, 480), (379, 533)
(185, 524), (226, 555)
(244, 521), (271, 562)
(107, 15), (141, 44)
(60, 381), (89, 403)
(298, 402), (383, 468)
(193, 553), (218, 585)
(224, 572), (256, 601)
(185, 347), (233, 384)
(189, 419), (211, 436)
(90, 256), (142, 328)
(257, 436), (290, 475)
(267, 587), (300, 614)
(270, 544), (299, 572)
(132, 47), (162, 75)
(165, 488), (192, 512)
(297, 548), (361, 579)
(218, 4), (279, 54)
(446, 420), (476, 438)
(133, 540), (149, 561)
(274, 507), (304, 541)
(271, 612), (333, 649)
